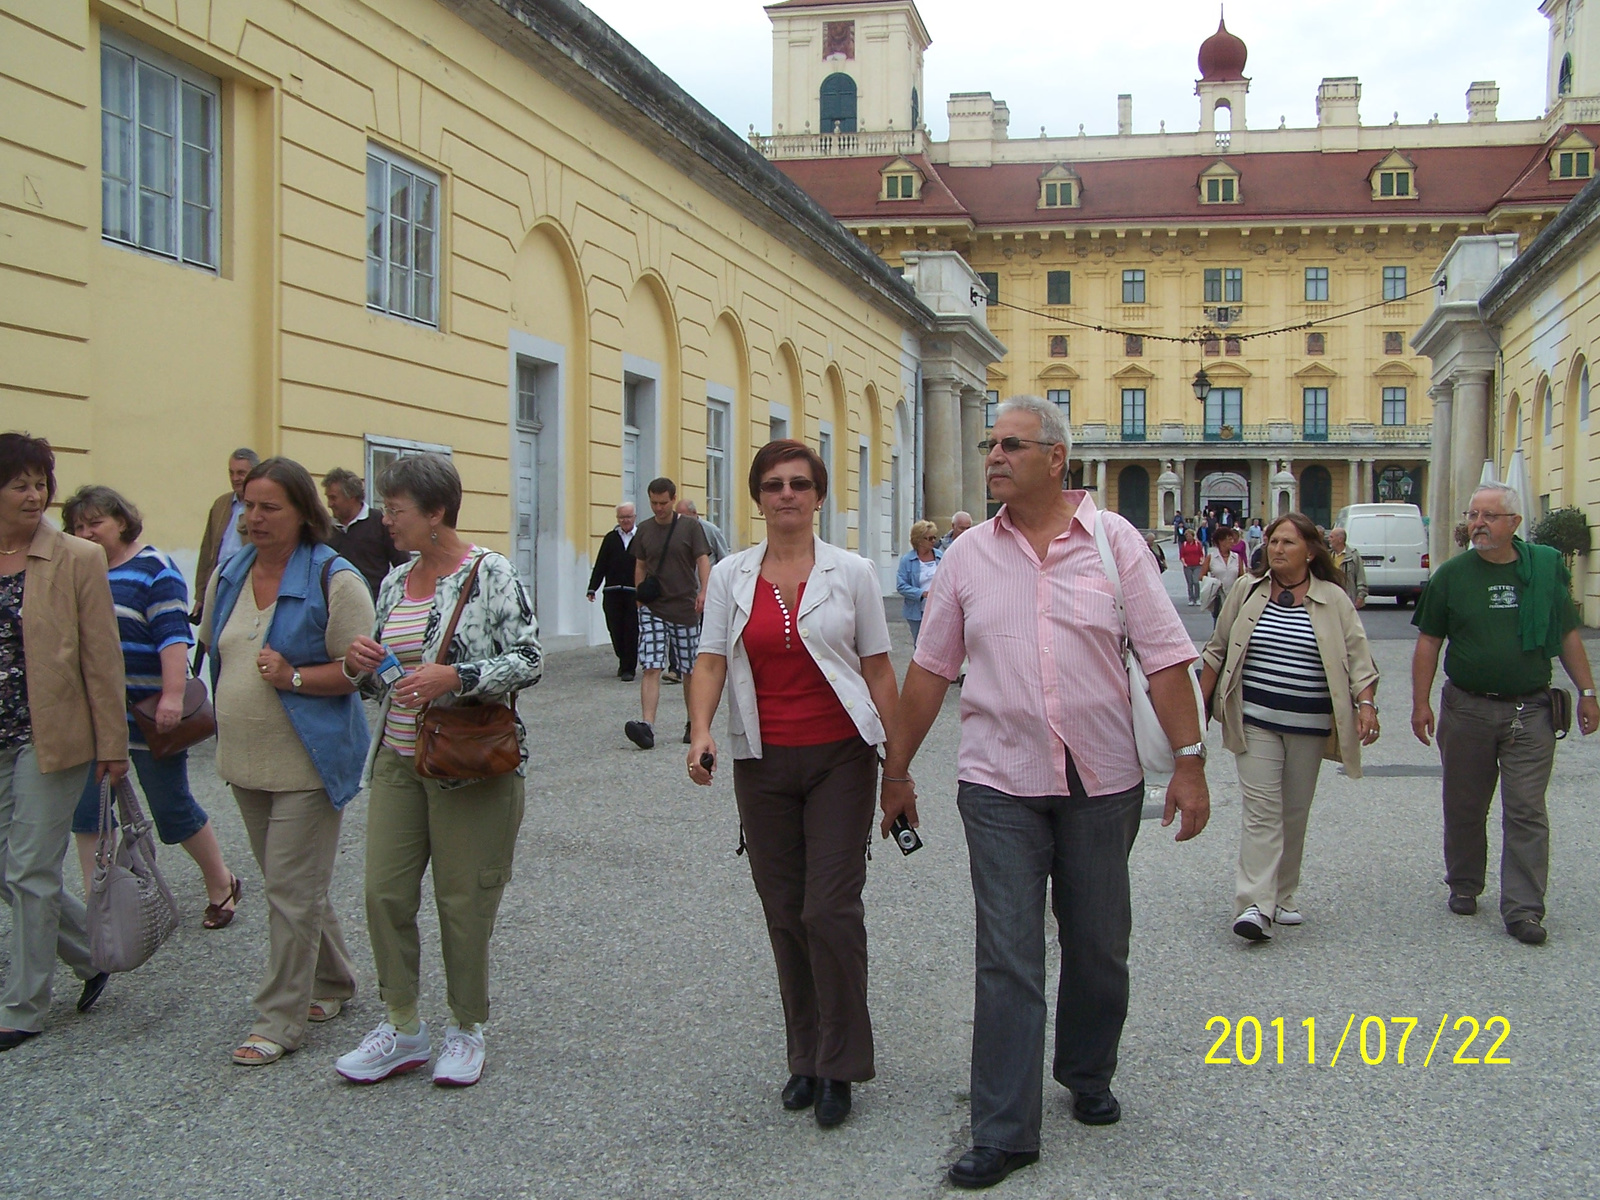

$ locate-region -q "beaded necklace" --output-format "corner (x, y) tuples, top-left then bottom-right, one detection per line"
(769, 581), (794, 650)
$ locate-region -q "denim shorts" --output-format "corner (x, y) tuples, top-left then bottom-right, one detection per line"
(72, 747), (209, 844)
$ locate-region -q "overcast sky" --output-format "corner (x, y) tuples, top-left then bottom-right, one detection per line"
(582, 0), (1553, 141)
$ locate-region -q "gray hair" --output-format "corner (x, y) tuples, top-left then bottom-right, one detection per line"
(321, 467), (365, 502)
(379, 452), (462, 527)
(996, 394), (1071, 457)
(677, 499), (700, 515)
(951, 510), (972, 524)
(229, 447), (260, 466)
(1472, 482), (1523, 516)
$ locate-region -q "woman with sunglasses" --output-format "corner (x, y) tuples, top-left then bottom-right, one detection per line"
(1199, 513), (1379, 943)
(686, 439), (899, 1129)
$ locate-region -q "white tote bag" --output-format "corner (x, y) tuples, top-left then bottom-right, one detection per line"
(1092, 516), (1205, 782)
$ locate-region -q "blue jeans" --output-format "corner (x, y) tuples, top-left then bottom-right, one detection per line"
(906, 618), (921, 647)
(72, 748), (209, 844)
(957, 776), (1143, 1153)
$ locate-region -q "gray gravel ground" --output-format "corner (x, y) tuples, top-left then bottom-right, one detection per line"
(4, 577), (1599, 1200)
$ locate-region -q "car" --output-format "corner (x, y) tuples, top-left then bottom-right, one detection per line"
(1334, 503), (1430, 605)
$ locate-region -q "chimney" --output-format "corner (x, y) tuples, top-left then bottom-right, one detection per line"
(1316, 77), (1362, 127)
(1466, 81), (1500, 124)
(1117, 94), (1133, 136)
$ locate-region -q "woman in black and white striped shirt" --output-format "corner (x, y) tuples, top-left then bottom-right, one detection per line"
(1199, 514), (1380, 943)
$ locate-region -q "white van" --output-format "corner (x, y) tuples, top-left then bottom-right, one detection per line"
(1334, 503), (1430, 605)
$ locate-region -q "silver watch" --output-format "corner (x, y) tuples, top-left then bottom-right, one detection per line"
(1174, 741), (1207, 762)
(291, 670), (304, 692)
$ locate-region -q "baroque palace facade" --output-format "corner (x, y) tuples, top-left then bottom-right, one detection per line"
(758, 0), (1600, 531)
(2, 0), (1001, 644)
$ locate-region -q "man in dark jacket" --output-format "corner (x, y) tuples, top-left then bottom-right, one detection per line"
(587, 502), (639, 680)
(323, 468), (408, 596)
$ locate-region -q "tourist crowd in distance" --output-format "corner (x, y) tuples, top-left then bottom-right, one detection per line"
(0, 398), (1594, 1189)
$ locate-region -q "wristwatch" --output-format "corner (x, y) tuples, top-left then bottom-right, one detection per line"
(1174, 741), (1207, 762)
(291, 670), (304, 692)
(1582, 689), (1597, 699)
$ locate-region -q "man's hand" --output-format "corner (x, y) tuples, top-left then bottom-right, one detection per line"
(1580, 696), (1599, 736)
(586, 591), (596, 603)
(1161, 759), (1209, 842)
(1411, 702), (1435, 746)
(879, 777), (920, 839)
(695, 590), (707, 616)
(96, 759), (130, 786)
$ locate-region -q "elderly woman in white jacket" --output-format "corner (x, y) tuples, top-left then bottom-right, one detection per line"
(687, 439), (899, 1132)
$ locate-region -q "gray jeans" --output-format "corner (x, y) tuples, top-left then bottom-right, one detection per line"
(0, 746), (96, 1032)
(957, 777), (1143, 1154)
(1436, 682), (1556, 925)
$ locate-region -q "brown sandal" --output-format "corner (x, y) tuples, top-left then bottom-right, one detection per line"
(203, 875), (243, 930)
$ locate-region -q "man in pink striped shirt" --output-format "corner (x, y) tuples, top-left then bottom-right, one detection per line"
(882, 395), (1210, 1191)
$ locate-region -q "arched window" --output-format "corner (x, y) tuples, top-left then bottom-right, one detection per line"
(1545, 385), (1555, 443)
(1117, 465), (1150, 531)
(1560, 54), (1574, 97)
(1581, 364), (1590, 429)
(911, 86), (919, 129)
(820, 73), (857, 134)
(1301, 465), (1333, 529)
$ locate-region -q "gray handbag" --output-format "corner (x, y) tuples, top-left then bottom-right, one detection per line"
(88, 777), (181, 974)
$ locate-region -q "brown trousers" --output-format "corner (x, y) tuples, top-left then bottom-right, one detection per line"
(734, 737), (877, 1083)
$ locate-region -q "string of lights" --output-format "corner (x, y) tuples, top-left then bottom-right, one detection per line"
(983, 278), (1445, 347)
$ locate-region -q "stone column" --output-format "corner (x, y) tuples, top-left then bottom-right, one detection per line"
(1174, 457), (1188, 513)
(1362, 458), (1375, 504)
(1347, 459), (1360, 510)
(960, 388), (987, 519)
(923, 376), (963, 531)
(1094, 458), (1108, 499)
(1429, 382), (1455, 565)
(1452, 370), (1492, 528)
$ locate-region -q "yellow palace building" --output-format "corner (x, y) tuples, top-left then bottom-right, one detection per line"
(2, 0), (1000, 646)
(761, 0), (1600, 531)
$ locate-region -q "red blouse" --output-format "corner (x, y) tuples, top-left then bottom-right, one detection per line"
(743, 581), (860, 747)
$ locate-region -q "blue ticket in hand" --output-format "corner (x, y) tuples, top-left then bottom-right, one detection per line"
(375, 648), (405, 687)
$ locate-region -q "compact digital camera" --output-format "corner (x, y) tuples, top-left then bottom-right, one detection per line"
(891, 814), (923, 856)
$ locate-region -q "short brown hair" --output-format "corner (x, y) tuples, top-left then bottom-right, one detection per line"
(62, 485), (143, 543)
(244, 457), (333, 545)
(748, 439), (828, 503)
(322, 467), (364, 503)
(0, 432), (56, 502)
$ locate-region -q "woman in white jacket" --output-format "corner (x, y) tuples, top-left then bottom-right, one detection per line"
(687, 439), (899, 1131)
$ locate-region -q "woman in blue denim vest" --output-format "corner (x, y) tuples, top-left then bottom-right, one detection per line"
(198, 457), (374, 1066)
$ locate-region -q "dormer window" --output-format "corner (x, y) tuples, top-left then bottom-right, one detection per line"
(1370, 150), (1419, 201)
(1199, 161), (1241, 205)
(1551, 131), (1596, 180)
(1037, 164), (1081, 209)
(879, 156), (923, 202)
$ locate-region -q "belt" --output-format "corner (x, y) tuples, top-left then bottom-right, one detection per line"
(1452, 684), (1550, 704)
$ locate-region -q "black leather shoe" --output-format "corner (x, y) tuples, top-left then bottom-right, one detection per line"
(1071, 1090), (1121, 1125)
(0, 1028), (41, 1052)
(1507, 918), (1548, 945)
(781, 1074), (817, 1110)
(1448, 892), (1477, 916)
(948, 1146), (1039, 1189)
(814, 1079), (851, 1127)
(77, 972), (110, 1014)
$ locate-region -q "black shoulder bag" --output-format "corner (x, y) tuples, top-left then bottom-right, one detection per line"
(634, 515), (678, 604)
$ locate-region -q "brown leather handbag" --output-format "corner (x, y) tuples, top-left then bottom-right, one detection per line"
(412, 556), (522, 780)
(130, 677), (216, 759)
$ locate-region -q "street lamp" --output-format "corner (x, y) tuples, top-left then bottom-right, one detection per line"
(1191, 366), (1212, 402)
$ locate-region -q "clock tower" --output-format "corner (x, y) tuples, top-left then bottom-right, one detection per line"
(766, 0), (930, 140)
(1544, 0), (1600, 113)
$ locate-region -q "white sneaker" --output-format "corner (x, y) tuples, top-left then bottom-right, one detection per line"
(335, 1021), (431, 1083)
(1232, 905), (1274, 941)
(433, 1022), (486, 1087)
(1275, 907), (1303, 926)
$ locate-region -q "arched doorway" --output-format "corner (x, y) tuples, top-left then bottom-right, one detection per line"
(1117, 465), (1150, 531)
(1199, 470), (1248, 518)
(820, 73), (857, 134)
(1301, 465), (1333, 528)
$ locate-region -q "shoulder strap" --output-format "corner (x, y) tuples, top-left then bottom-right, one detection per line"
(653, 515), (679, 573)
(1092, 514), (1131, 650)
(434, 555), (486, 666)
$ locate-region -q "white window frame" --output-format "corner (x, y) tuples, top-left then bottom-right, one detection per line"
(705, 385), (733, 540)
(100, 31), (220, 271)
(1581, 366), (1591, 430)
(366, 144), (441, 327)
(1544, 386), (1555, 444)
(818, 423), (835, 543)
(769, 402), (791, 443)
(366, 434), (452, 499)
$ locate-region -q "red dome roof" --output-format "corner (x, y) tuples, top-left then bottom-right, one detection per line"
(1198, 17), (1248, 82)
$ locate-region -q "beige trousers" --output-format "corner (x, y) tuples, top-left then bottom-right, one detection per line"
(1233, 724), (1327, 919)
(232, 786), (357, 1049)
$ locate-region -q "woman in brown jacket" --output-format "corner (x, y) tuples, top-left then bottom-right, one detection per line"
(1199, 514), (1380, 944)
(0, 433), (129, 1051)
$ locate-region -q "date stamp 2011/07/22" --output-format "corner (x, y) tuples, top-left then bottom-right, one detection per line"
(1203, 1015), (1511, 1066)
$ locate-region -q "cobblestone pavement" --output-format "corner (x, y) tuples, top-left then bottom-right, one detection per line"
(4, 586), (1599, 1199)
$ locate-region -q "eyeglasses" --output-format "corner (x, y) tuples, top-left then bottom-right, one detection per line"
(1462, 510), (1514, 522)
(758, 477), (817, 494)
(977, 437), (1057, 454)
(381, 504), (414, 518)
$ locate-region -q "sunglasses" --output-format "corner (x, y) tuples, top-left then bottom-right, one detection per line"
(758, 477), (817, 494)
(977, 437), (1056, 454)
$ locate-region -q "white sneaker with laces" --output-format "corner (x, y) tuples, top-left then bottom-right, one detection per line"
(433, 1022), (486, 1087)
(1274, 907), (1303, 926)
(335, 1021), (431, 1083)
(1232, 904), (1274, 941)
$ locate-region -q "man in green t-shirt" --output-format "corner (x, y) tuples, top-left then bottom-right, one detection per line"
(1410, 484), (1599, 945)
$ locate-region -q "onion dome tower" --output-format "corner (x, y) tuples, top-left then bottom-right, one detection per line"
(1196, 13), (1249, 134)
